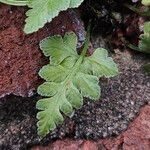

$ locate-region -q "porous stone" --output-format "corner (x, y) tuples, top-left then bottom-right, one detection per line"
(32, 105), (150, 150)
(0, 4), (85, 98)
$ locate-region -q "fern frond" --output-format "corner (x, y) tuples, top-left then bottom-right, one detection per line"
(37, 32), (118, 137)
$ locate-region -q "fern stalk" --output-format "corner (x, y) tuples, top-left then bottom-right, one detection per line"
(81, 24), (91, 56)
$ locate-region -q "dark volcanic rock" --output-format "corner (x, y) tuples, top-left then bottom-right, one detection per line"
(0, 96), (75, 150)
(31, 105), (150, 150)
(73, 39), (150, 140)
(0, 4), (85, 98)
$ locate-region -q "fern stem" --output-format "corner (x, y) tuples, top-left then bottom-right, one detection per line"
(0, 0), (28, 6)
(81, 23), (91, 57)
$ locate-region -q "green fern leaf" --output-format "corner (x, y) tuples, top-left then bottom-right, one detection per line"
(0, 0), (28, 6)
(37, 32), (118, 137)
(139, 21), (150, 54)
(142, 0), (150, 6)
(24, 0), (84, 33)
(39, 32), (78, 65)
(81, 48), (118, 77)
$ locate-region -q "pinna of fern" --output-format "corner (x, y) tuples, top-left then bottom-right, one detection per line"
(0, 0), (84, 33)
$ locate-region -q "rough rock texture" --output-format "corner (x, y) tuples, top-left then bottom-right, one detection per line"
(0, 4), (85, 98)
(0, 47), (149, 150)
(32, 104), (150, 150)
(73, 39), (150, 139)
(0, 4), (150, 149)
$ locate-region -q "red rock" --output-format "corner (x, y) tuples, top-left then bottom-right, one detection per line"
(122, 105), (150, 150)
(81, 141), (98, 150)
(0, 4), (85, 98)
(33, 140), (98, 150)
(98, 105), (150, 150)
(32, 105), (150, 150)
(33, 140), (83, 150)
(51, 140), (81, 150)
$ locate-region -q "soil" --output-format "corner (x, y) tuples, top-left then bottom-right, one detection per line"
(0, 1), (150, 150)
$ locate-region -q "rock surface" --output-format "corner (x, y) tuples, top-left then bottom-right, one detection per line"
(32, 104), (150, 150)
(0, 48), (149, 150)
(0, 4), (85, 98)
(0, 4), (150, 150)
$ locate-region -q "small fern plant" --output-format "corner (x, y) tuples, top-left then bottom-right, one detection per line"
(0, 0), (84, 33)
(37, 32), (118, 137)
